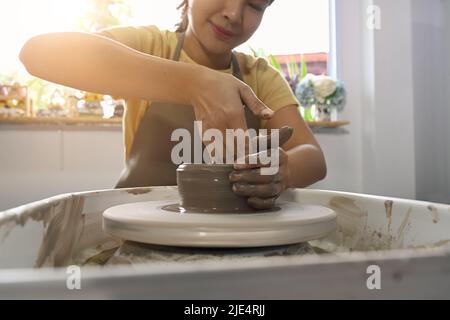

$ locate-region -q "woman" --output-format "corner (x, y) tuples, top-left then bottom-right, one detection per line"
(19, 0), (326, 209)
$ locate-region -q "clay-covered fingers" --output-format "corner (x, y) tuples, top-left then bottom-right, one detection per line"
(229, 168), (284, 184)
(232, 182), (284, 198)
(239, 84), (274, 120)
(232, 127), (293, 169)
(252, 126), (294, 150)
(234, 148), (288, 170)
(247, 197), (278, 210)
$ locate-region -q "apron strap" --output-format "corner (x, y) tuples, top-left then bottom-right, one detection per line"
(231, 52), (243, 81)
(173, 32), (186, 61)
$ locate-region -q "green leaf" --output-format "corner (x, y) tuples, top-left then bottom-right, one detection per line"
(286, 60), (293, 78)
(288, 59), (299, 78)
(268, 55), (282, 72)
(300, 54), (308, 79)
(293, 58), (300, 75)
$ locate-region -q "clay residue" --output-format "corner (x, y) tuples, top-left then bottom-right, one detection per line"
(315, 199), (414, 253)
(410, 239), (450, 250)
(0, 221), (17, 244)
(352, 206), (412, 251)
(434, 240), (450, 247)
(81, 247), (120, 266)
(34, 195), (85, 268)
(427, 205), (440, 224)
(385, 200), (394, 232)
(1, 198), (64, 228)
(394, 207), (412, 249)
(105, 241), (316, 265)
(126, 188), (153, 196)
(1, 196), (75, 244)
(0, 195), (88, 268)
(327, 197), (368, 250)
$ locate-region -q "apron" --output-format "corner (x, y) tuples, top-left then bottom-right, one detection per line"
(115, 33), (260, 188)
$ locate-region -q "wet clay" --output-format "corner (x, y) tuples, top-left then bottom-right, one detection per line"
(105, 241), (316, 265)
(171, 164), (254, 213)
(164, 126), (294, 214)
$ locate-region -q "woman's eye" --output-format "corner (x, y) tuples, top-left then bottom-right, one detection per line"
(249, 3), (264, 12)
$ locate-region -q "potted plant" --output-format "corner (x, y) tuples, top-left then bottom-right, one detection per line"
(250, 49), (314, 121)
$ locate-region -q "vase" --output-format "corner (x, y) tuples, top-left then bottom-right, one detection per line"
(314, 104), (338, 122)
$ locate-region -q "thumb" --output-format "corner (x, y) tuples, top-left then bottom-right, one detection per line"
(249, 126), (294, 152)
(240, 85), (274, 120)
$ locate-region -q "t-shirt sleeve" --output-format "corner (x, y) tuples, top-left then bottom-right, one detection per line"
(256, 58), (299, 113)
(94, 25), (165, 57)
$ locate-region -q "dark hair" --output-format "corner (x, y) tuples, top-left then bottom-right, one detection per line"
(175, 0), (274, 32)
(175, 0), (189, 32)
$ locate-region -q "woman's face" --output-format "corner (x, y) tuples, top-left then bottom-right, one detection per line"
(187, 0), (270, 54)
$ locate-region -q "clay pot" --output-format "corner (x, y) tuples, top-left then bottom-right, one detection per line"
(177, 163), (254, 213)
(174, 127), (295, 214)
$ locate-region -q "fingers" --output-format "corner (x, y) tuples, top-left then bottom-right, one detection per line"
(233, 182), (284, 198)
(239, 85), (274, 120)
(234, 148), (287, 170)
(247, 197), (278, 210)
(230, 168), (284, 184)
(249, 126), (294, 151)
(227, 105), (248, 131)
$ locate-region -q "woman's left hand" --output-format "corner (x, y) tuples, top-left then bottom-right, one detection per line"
(230, 147), (290, 210)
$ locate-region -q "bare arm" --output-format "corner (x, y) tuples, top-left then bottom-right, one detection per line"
(267, 105), (327, 188)
(19, 32), (273, 130)
(230, 104), (327, 209)
(19, 32), (199, 104)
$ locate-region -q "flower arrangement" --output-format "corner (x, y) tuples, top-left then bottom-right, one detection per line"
(249, 48), (346, 122)
(295, 74), (347, 121)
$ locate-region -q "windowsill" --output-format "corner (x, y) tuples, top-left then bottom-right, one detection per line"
(0, 115), (122, 127)
(0, 116), (350, 129)
(306, 120), (350, 128)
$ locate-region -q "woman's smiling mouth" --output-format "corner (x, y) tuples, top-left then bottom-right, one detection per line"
(209, 21), (236, 40)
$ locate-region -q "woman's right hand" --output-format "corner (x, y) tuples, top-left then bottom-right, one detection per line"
(188, 67), (274, 135)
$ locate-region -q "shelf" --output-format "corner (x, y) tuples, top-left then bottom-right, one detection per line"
(306, 120), (350, 128)
(0, 116), (350, 129)
(0, 116), (122, 126)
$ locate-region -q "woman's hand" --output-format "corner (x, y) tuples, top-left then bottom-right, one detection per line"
(189, 67), (274, 134)
(230, 148), (290, 210)
(229, 127), (294, 210)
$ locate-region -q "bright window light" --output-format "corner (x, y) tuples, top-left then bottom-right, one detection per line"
(127, 0), (330, 55)
(1, 0), (330, 78)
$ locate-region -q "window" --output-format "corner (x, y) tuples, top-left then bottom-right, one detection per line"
(128, 0), (331, 76)
(238, 0), (330, 77)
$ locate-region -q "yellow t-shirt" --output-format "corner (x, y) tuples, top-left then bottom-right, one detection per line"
(97, 25), (299, 161)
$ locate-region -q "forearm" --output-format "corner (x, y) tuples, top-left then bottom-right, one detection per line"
(286, 144), (327, 188)
(19, 32), (203, 104)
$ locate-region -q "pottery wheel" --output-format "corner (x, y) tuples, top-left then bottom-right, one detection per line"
(103, 200), (337, 248)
